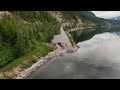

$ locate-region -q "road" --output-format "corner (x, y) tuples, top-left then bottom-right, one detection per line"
(52, 25), (72, 48)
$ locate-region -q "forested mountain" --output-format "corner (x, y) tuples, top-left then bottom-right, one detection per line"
(0, 11), (112, 69)
(0, 11), (60, 67)
(106, 19), (120, 27)
(61, 11), (110, 28)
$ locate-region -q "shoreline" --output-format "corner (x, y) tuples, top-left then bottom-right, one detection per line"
(15, 23), (80, 79)
(15, 45), (79, 79)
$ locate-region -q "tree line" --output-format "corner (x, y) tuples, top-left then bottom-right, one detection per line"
(0, 11), (60, 67)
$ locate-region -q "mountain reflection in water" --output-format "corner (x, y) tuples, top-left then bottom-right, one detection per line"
(29, 29), (120, 79)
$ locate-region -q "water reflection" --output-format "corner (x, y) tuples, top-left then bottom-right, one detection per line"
(70, 27), (120, 43)
(30, 28), (120, 79)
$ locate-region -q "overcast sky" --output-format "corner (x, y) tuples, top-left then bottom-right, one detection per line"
(92, 11), (120, 18)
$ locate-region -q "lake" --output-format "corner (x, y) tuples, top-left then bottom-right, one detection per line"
(29, 27), (120, 79)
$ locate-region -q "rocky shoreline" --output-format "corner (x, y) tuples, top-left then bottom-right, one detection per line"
(15, 45), (79, 79)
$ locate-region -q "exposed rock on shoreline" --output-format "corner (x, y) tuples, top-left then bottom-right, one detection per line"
(15, 45), (79, 79)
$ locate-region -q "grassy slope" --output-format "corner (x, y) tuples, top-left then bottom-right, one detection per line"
(0, 43), (53, 71)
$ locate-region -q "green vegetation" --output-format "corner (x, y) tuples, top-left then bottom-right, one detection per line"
(62, 11), (97, 22)
(62, 11), (78, 22)
(10, 11), (58, 23)
(0, 11), (60, 69)
(106, 19), (120, 27)
(61, 11), (112, 44)
(0, 11), (113, 73)
(62, 11), (108, 27)
(0, 43), (52, 71)
(70, 27), (110, 43)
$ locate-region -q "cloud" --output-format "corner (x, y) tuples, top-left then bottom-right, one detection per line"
(92, 11), (120, 18)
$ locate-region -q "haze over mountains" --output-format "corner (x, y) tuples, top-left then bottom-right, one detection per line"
(92, 11), (120, 20)
(109, 16), (120, 20)
(97, 16), (120, 20)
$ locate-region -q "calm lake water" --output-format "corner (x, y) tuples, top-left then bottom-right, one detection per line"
(29, 27), (120, 79)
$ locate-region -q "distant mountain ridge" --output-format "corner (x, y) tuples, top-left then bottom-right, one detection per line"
(98, 16), (120, 21)
(110, 16), (120, 20)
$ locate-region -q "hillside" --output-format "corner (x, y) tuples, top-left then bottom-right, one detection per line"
(61, 11), (111, 29)
(105, 19), (120, 27)
(0, 11), (111, 67)
(0, 11), (60, 68)
(0, 11), (112, 78)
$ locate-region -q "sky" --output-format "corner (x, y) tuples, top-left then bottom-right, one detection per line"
(91, 11), (120, 18)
